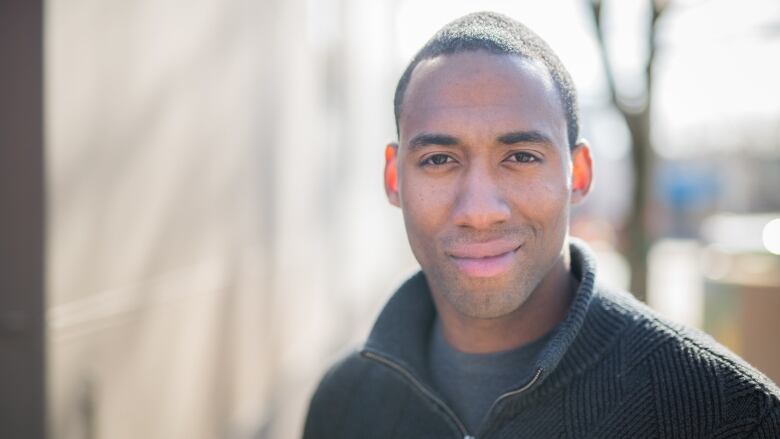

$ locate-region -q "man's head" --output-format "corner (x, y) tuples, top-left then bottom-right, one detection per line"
(384, 12), (593, 321)
(394, 11), (580, 150)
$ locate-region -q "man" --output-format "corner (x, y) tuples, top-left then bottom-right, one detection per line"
(303, 11), (780, 438)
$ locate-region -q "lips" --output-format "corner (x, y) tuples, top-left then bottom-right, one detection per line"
(448, 241), (521, 278)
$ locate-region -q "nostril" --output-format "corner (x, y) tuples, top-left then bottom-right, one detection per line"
(451, 169), (511, 228)
(452, 193), (511, 229)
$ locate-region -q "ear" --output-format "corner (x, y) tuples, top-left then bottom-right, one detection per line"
(384, 143), (400, 207)
(570, 140), (593, 204)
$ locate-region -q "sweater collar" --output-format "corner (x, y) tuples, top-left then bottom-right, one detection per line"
(361, 239), (620, 390)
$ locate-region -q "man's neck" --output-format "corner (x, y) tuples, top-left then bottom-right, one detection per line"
(434, 255), (577, 354)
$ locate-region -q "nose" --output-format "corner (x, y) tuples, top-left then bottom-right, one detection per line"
(452, 167), (511, 230)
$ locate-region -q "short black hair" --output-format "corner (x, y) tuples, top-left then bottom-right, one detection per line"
(393, 11), (580, 149)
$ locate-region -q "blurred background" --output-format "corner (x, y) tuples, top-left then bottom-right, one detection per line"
(1, 0), (779, 437)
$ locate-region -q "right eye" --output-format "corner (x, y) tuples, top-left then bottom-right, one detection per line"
(421, 154), (455, 167)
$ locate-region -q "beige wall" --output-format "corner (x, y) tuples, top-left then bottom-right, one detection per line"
(45, 0), (414, 437)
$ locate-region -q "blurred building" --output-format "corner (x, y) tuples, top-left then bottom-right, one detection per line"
(45, 0), (409, 437)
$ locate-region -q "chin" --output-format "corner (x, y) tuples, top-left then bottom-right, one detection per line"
(441, 270), (536, 320)
(449, 288), (529, 319)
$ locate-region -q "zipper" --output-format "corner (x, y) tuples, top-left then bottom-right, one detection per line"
(362, 351), (543, 439)
(361, 350), (472, 439)
(480, 367), (544, 435)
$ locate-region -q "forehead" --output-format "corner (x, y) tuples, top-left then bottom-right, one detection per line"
(399, 51), (566, 145)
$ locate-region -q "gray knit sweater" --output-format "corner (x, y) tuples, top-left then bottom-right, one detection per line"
(303, 241), (780, 438)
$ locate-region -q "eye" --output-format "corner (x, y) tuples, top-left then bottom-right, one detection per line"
(421, 153), (455, 166)
(506, 151), (540, 163)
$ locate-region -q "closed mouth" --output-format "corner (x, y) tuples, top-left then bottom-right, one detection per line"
(448, 243), (521, 278)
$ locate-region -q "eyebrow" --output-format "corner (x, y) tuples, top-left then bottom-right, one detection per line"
(407, 133), (458, 150)
(497, 130), (553, 145)
(406, 130), (553, 151)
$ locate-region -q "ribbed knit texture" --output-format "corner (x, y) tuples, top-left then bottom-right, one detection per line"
(303, 240), (780, 438)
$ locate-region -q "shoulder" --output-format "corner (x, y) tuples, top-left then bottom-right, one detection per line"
(302, 348), (413, 439)
(596, 286), (780, 436)
(598, 286), (777, 391)
(303, 349), (366, 437)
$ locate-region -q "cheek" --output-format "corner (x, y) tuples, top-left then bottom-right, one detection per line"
(538, 181), (571, 239)
(401, 182), (450, 233)
(510, 171), (571, 226)
(399, 176), (454, 256)
(541, 178), (571, 211)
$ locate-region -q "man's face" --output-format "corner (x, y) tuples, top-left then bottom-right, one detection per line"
(386, 51), (591, 319)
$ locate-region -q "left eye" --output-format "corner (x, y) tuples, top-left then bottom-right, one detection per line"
(507, 152), (539, 163)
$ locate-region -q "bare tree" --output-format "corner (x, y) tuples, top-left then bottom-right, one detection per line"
(589, 0), (667, 301)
